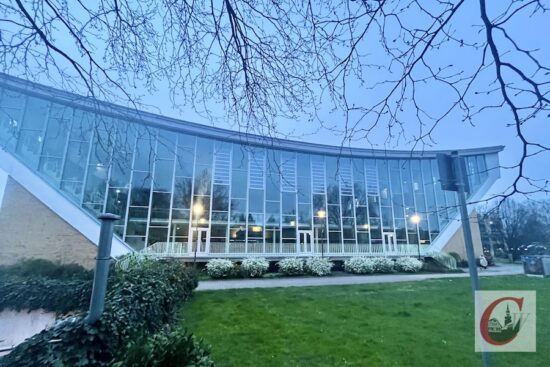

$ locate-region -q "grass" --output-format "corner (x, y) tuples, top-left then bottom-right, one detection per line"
(181, 276), (549, 367)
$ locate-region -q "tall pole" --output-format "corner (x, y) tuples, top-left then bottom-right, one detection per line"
(453, 153), (491, 367)
(85, 213), (119, 324)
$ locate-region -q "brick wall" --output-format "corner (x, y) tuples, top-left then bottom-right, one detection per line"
(0, 177), (97, 269)
(441, 210), (484, 260)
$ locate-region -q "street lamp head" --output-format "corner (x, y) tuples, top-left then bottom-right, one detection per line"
(317, 209), (326, 219)
(193, 203), (204, 216)
(410, 213), (421, 224)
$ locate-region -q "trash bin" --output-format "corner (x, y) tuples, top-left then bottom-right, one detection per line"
(522, 255), (550, 277)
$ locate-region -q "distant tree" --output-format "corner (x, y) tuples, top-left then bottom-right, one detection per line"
(494, 199), (550, 257)
(1, 0), (548, 199)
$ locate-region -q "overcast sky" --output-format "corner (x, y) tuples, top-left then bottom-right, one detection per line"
(9, 0), (549, 203)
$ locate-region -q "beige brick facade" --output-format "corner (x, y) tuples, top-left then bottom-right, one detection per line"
(0, 177), (97, 269)
(441, 210), (484, 260)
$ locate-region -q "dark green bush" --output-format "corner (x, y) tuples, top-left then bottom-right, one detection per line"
(113, 327), (215, 367)
(0, 259), (200, 367)
(0, 279), (92, 313)
(0, 259), (93, 281)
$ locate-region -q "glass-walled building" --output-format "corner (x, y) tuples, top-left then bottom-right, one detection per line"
(0, 74), (502, 258)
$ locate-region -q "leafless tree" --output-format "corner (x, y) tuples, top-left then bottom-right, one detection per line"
(1, 0), (548, 199)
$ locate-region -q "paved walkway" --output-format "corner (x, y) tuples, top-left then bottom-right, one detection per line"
(196, 264), (524, 291)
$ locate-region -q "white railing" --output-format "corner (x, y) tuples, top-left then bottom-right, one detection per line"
(140, 241), (429, 258)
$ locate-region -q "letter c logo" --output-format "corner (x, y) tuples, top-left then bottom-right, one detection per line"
(480, 296), (523, 345)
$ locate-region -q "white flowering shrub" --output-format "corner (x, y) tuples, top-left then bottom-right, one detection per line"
(395, 257), (423, 273)
(424, 251), (458, 270)
(344, 257), (375, 274)
(305, 257), (333, 276)
(206, 259), (235, 279)
(277, 258), (305, 276)
(372, 257), (395, 273)
(241, 257), (269, 278)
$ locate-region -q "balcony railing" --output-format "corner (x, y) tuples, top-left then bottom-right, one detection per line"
(140, 241), (426, 258)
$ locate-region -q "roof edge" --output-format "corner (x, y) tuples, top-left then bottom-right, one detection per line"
(0, 73), (504, 159)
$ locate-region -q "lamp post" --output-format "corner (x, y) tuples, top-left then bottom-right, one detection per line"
(192, 203), (204, 266)
(317, 209), (326, 257)
(410, 213), (421, 259)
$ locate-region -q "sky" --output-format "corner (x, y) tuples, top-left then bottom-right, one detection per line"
(128, 0), (549, 202)
(5, 0), (549, 204)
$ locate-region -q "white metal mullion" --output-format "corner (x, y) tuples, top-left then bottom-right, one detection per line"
(245, 152), (250, 255)
(409, 161), (421, 252)
(386, 160), (397, 255)
(144, 136), (158, 249)
(262, 151), (266, 254)
(349, 161), (358, 254)
(207, 145), (216, 255)
(187, 138), (198, 254)
(226, 144), (233, 255)
(419, 160), (431, 246)
(122, 135), (138, 243)
(397, 160), (410, 255)
(362, 160), (372, 255)
(58, 108), (75, 189)
(36, 102), (52, 171)
(80, 127), (95, 206)
(166, 135), (178, 255)
(430, 159), (442, 237)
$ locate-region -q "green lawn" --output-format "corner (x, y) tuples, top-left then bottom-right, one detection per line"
(180, 276), (549, 367)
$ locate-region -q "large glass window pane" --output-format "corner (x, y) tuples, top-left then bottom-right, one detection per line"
(341, 195), (353, 217)
(126, 207), (148, 235)
(173, 177), (192, 208)
(195, 138), (214, 165)
(130, 171), (152, 206)
(38, 157), (63, 182)
(150, 192), (171, 226)
(106, 188), (129, 220)
(16, 130), (42, 165)
(154, 159), (174, 192)
(212, 185), (229, 211)
(297, 177), (311, 203)
(248, 189), (264, 212)
(328, 205), (341, 230)
(70, 110), (93, 141)
(175, 147), (194, 177)
(148, 227), (168, 246)
(298, 204), (312, 229)
(355, 206), (368, 228)
(232, 145), (248, 170)
(84, 164), (108, 204)
(342, 218), (355, 239)
(266, 175), (280, 201)
(266, 201), (280, 226)
(157, 130), (176, 159)
(282, 192), (296, 215)
(63, 142), (89, 181)
(194, 165), (211, 196)
(231, 170), (247, 198)
(42, 113), (69, 157)
(230, 198), (246, 224)
(21, 97), (48, 130)
(134, 138), (154, 171)
(89, 130), (111, 166)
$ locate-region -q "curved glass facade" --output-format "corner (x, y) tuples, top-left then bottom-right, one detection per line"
(0, 78), (497, 257)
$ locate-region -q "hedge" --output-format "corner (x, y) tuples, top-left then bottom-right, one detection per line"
(112, 327), (214, 367)
(0, 279), (92, 313)
(0, 259), (93, 281)
(0, 259), (200, 367)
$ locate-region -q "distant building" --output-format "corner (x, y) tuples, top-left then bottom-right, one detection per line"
(0, 74), (502, 265)
(488, 318), (503, 333)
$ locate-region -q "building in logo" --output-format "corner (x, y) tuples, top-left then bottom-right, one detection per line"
(475, 291), (536, 352)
